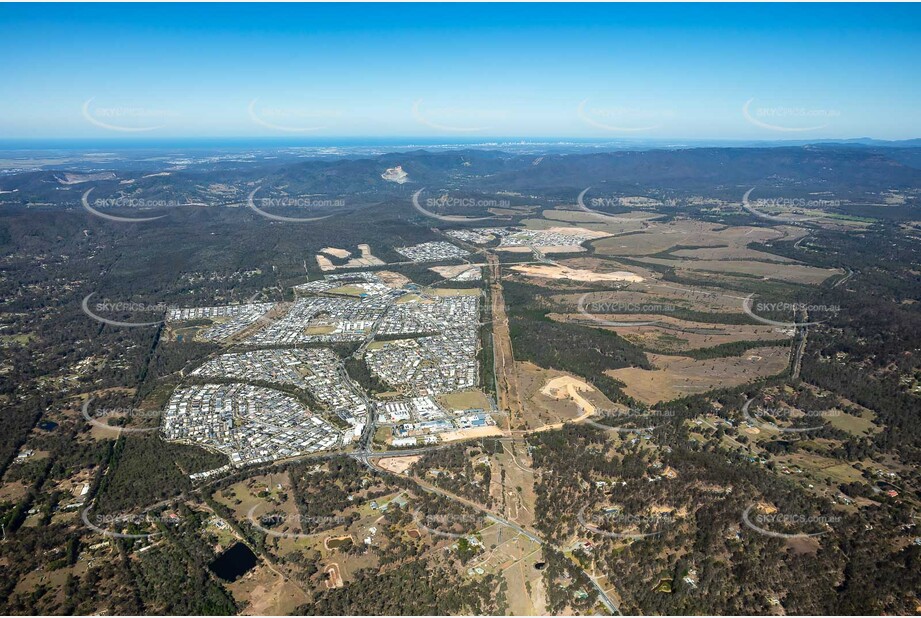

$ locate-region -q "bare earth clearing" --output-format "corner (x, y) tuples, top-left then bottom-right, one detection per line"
(511, 362), (615, 431)
(511, 264), (643, 283)
(376, 455), (420, 474)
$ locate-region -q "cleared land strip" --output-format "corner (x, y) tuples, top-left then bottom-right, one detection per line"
(487, 253), (524, 429)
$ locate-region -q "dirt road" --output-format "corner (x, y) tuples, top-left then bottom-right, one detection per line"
(487, 253), (524, 429)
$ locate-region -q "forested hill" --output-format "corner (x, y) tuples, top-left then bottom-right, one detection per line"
(2, 145), (920, 209)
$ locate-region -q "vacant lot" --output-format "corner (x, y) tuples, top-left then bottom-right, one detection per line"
(557, 280), (748, 314)
(430, 264), (485, 279)
(671, 245), (797, 262)
(376, 455), (420, 475)
(490, 441), (539, 529)
(636, 256), (841, 285)
(529, 209), (652, 235)
(472, 525), (545, 615)
(512, 362), (616, 430)
(327, 285), (366, 297)
(591, 220), (799, 257)
(429, 287), (482, 297)
(377, 270), (411, 288)
(438, 389), (493, 411)
(510, 264), (643, 283)
(320, 247), (351, 258)
(826, 409), (880, 436)
(774, 452), (866, 485)
(229, 562), (309, 615)
(606, 346), (790, 404)
(552, 312), (789, 352)
(584, 218), (840, 284)
(540, 375), (597, 418)
(553, 283), (792, 352)
(439, 426), (504, 442)
(315, 244), (385, 271)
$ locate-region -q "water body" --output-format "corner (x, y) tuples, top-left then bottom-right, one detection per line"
(208, 542), (258, 582)
(326, 536), (352, 549)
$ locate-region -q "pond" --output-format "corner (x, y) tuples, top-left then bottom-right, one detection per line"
(326, 535), (352, 549)
(208, 542), (258, 582)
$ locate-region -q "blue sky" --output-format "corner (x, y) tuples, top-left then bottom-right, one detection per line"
(1, 3), (919, 140)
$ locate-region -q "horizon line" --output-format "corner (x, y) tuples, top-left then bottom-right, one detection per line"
(1, 135), (918, 146)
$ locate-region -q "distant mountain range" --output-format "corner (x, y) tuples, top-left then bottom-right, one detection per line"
(1, 143), (919, 209)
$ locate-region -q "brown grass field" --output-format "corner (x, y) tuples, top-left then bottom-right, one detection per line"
(591, 220), (804, 257)
(553, 309), (790, 348)
(671, 245), (798, 262)
(527, 209), (654, 234)
(472, 524), (546, 615)
(228, 562), (310, 615)
(437, 389), (493, 411)
(826, 409), (880, 436)
(511, 362), (616, 430)
(635, 256), (841, 285)
(606, 346), (790, 404)
(489, 441), (540, 530)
